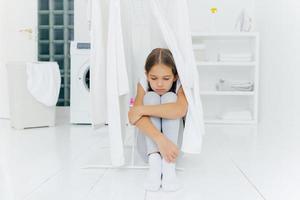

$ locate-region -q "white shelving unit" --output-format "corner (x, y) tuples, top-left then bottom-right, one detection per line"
(192, 32), (260, 125)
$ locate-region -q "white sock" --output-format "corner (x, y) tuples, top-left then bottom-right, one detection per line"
(145, 153), (162, 191)
(161, 159), (181, 192)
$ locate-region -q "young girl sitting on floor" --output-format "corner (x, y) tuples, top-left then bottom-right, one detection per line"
(128, 48), (188, 192)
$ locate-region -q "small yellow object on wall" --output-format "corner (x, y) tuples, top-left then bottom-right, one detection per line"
(210, 7), (218, 14)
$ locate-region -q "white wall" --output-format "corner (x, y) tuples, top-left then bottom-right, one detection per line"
(0, 1), (9, 118)
(0, 1), (37, 118)
(74, 0), (90, 41)
(2, 1), (37, 62)
(255, 0), (300, 127)
(187, 0), (255, 32)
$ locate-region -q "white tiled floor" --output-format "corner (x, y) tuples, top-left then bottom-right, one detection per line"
(1, 109), (300, 200)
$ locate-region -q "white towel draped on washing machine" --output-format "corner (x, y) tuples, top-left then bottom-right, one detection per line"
(26, 62), (61, 107)
(89, 0), (206, 166)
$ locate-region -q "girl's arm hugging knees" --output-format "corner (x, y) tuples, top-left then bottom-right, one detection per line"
(129, 86), (187, 124)
(141, 87), (187, 119)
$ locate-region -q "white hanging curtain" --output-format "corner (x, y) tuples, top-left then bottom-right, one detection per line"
(88, 0), (129, 166)
(105, 0), (130, 166)
(88, 0), (108, 127)
(149, 0), (205, 153)
(89, 0), (205, 167)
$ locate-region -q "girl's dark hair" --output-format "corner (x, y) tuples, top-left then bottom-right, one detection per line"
(145, 48), (178, 76)
(145, 48), (178, 93)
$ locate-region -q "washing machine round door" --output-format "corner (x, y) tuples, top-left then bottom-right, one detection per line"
(78, 62), (90, 92)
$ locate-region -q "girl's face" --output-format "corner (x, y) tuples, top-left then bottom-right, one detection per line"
(146, 64), (177, 96)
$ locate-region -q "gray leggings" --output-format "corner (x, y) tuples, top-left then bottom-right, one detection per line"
(139, 91), (180, 155)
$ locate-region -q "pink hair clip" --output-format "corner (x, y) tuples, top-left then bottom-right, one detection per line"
(129, 97), (135, 107)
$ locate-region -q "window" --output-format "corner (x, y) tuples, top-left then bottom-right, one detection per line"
(38, 0), (74, 106)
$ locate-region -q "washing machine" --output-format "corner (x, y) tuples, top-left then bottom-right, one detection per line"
(70, 41), (91, 124)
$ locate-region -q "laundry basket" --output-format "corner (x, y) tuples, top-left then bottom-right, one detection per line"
(6, 62), (56, 129)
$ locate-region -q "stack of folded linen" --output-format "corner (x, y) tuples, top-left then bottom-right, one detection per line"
(216, 79), (254, 91)
(217, 110), (252, 120)
(218, 53), (253, 62)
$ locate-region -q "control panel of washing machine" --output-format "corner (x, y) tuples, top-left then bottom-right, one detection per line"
(77, 43), (91, 49)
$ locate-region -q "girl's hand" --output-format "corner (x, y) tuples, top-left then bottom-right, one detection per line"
(156, 135), (179, 163)
(128, 106), (143, 125)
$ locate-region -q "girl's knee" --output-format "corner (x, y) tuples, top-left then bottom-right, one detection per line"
(143, 91), (160, 105)
(161, 92), (177, 104)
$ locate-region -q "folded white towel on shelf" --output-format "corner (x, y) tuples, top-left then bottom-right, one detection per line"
(26, 62), (61, 106)
(216, 79), (254, 91)
(218, 53), (253, 62)
(218, 53), (253, 58)
(218, 110), (252, 120)
(218, 58), (252, 62)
